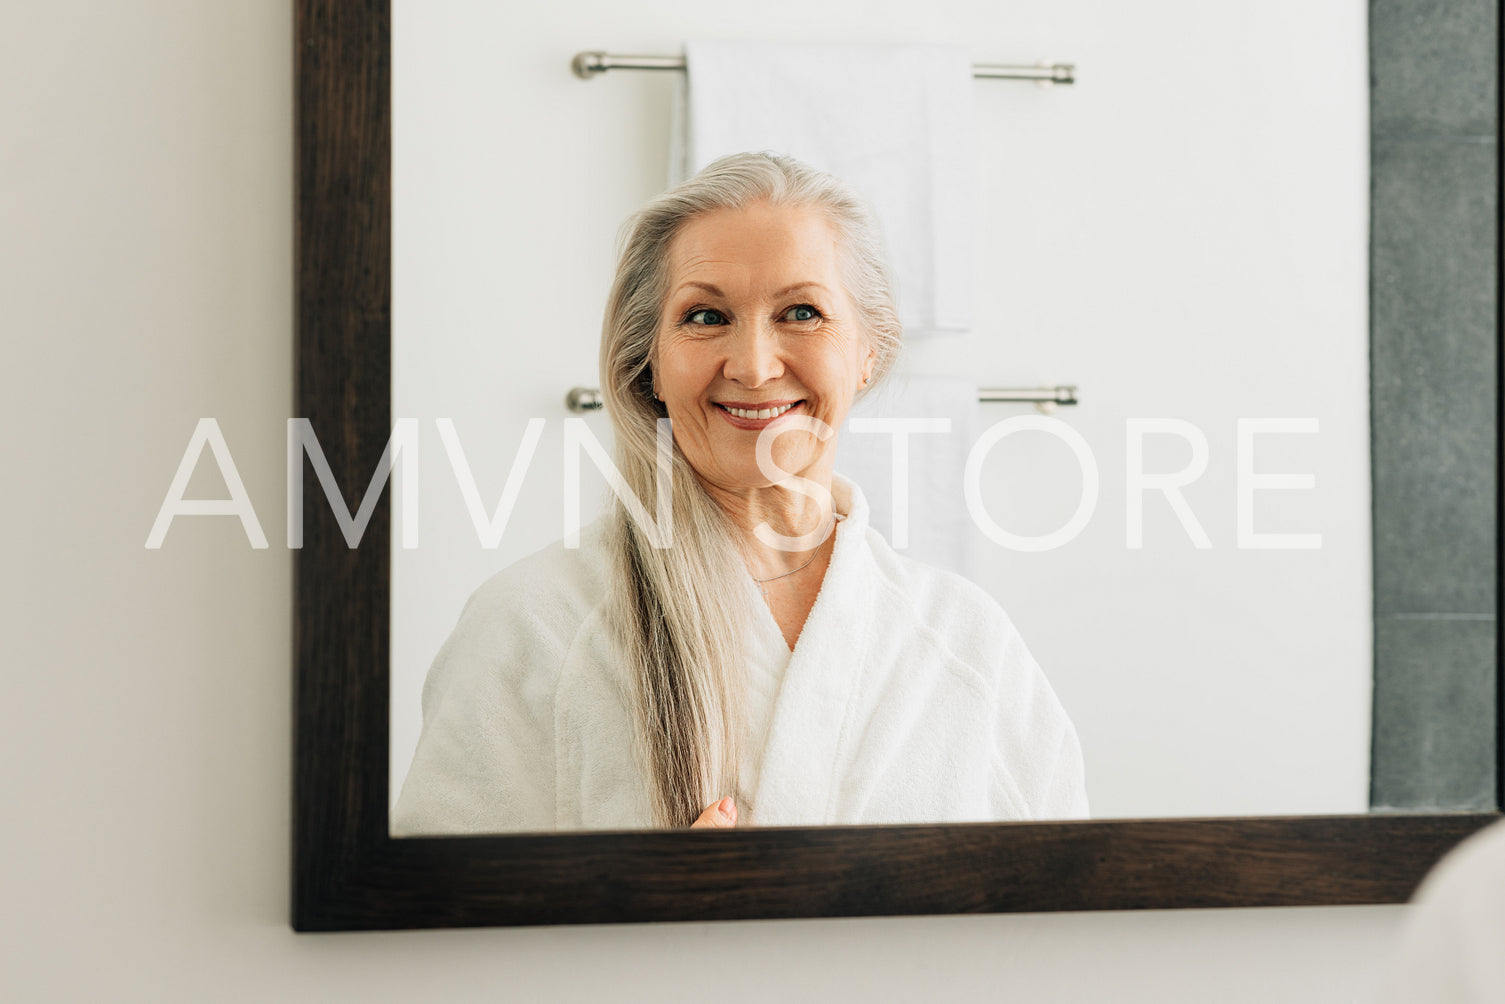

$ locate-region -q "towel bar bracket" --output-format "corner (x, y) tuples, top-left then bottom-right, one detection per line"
(566, 387), (606, 412)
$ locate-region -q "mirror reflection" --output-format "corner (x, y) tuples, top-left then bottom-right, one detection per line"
(389, 0), (1419, 831)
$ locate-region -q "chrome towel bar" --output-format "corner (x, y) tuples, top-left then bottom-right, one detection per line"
(565, 385), (1079, 414)
(571, 51), (1075, 85)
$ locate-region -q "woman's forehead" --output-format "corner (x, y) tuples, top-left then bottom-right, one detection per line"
(667, 203), (843, 296)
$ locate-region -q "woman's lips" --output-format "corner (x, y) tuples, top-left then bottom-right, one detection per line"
(714, 400), (804, 430)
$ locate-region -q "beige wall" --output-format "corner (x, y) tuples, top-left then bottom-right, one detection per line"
(0, 2), (1409, 1000)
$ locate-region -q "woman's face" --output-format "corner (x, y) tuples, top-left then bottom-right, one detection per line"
(654, 201), (875, 495)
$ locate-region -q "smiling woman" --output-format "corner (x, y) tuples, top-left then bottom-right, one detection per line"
(392, 152), (1087, 834)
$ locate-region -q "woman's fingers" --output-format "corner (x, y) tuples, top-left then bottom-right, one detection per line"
(690, 796), (737, 828)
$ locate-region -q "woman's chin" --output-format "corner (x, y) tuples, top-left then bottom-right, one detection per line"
(704, 454), (831, 493)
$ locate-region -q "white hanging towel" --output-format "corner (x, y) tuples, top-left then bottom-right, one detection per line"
(835, 375), (980, 578)
(673, 41), (975, 338)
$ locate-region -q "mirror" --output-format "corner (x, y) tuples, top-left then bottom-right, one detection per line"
(292, 0), (1499, 929)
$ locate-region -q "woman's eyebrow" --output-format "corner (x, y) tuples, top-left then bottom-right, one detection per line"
(669, 281), (831, 300)
(772, 283), (830, 298)
(671, 280), (725, 298)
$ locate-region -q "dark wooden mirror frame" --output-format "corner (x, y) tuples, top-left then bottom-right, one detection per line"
(292, 0), (1502, 931)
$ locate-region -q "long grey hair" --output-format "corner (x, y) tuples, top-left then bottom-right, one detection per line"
(599, 152), (902, 827)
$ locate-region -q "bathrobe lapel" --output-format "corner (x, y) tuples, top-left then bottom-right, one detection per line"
(748, 478), (875, 825)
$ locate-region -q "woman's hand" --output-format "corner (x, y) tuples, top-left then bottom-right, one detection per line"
(690, 796), (737, 828)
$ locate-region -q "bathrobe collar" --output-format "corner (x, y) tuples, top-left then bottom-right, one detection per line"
(747, 474), (875, 824)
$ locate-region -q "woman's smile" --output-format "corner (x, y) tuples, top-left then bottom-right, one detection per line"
(714, 399), (805, 429)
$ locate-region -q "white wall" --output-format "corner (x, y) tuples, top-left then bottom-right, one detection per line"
(391, 0), (1371, 818)
(0, 2), (1416, 1001)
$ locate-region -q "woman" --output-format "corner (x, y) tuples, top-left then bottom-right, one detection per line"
(393, 152), (1086, 834)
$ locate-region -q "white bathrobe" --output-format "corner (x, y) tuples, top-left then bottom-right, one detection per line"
(392, 478), (1087, 834)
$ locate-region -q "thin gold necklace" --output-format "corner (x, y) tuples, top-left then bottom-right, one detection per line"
(750, 514), (843, 598)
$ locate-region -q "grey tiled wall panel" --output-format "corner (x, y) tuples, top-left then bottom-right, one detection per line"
(1370, 137), (1497, 616)
(1371, 616), (1498, 809)
(1370, 0), (1498, 135)
(1368, 0), (1498, 811)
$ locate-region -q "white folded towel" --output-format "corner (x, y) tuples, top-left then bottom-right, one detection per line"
(672, 41), (975, 338)
(835, 376), (980, 578)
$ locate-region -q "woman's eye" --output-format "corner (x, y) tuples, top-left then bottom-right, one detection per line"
(784, 304), (820, 322)
(686, 308), (726, 326)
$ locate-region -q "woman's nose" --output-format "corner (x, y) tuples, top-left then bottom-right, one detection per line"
(721, 322), (783, 387)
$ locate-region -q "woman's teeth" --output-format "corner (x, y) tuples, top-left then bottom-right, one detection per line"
(725, 403), (796, 420)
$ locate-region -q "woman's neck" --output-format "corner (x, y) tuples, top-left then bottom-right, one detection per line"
(706, 478), (838, 579)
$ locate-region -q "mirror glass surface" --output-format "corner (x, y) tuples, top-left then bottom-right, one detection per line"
(387, 0), (1475, 829)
